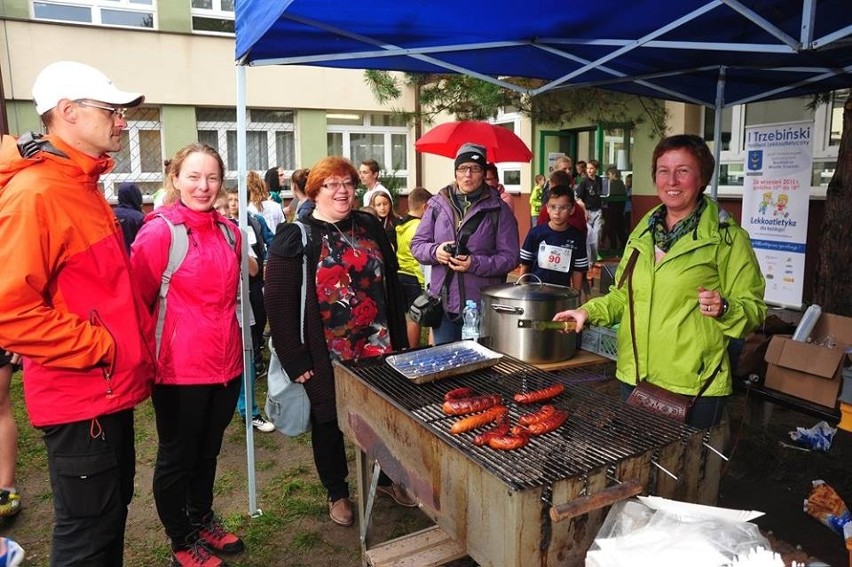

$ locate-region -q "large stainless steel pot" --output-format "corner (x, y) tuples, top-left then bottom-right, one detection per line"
(479, 278), (580, 363)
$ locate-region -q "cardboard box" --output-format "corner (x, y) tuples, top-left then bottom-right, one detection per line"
(763, 313), (852, 407)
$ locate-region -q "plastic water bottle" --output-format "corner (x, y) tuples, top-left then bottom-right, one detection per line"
(461, 300), (480, 341)
(792, 304), (822, 342)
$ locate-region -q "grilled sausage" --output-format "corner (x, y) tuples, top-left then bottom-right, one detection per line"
(518, 404), (557, 426)
(472, 417), (510, 446)
(449, 405), (508, 435)
(524, 410), (569, 435)
(513, 383), (565, 404)
(488, 430), (530, 450)
(443, 386), (475, 402)
(442, 394), (502, 416)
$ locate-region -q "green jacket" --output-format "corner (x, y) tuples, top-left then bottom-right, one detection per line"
(583, 197), (766, 397)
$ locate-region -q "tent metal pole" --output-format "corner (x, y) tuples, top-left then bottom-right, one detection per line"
(236, 64), (260, 517)
(710, 66), (726, 200)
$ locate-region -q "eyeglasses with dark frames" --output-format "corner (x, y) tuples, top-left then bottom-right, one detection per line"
(456, 165), (483, 174)
(74, 100), (128, 120)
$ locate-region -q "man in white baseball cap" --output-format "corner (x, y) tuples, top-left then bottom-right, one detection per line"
(31, 60), (144, 156)
(0, 61), (154, 566)
(32, 60), (144, 115)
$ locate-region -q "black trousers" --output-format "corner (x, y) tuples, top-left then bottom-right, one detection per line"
(42, 409), (136, 567)
(311, 417), (391, 502)
(152, 378), (241, 549)
(249, 280), (266, 367)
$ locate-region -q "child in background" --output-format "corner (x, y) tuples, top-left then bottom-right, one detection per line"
(369, 189), (399, 250)
(396, 187), (432, 348)
(519, 179), (588, 294)
(225, 187), (275, 433)
(529, 174), (545, 231)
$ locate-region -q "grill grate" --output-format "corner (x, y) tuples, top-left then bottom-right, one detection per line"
(339, 353), (698, 492)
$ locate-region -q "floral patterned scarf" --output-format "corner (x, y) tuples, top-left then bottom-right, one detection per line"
(648, 198), (706, 253)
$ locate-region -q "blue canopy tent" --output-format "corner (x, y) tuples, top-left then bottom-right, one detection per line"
(232, 0), (852, 513)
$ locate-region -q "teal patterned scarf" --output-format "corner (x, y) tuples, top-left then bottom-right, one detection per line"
(648, 199), (706, 253)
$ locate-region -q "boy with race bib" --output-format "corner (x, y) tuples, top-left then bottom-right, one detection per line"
(519, 172), (588, 293)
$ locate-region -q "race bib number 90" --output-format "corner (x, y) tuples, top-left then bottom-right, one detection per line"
(537, 242), (572, 273)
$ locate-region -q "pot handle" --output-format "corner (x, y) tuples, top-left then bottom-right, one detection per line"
(490, 303), (524, 315)
(514, 273), (543, 285)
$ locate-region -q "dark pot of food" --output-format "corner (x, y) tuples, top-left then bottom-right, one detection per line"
(479, 276), (580, 364)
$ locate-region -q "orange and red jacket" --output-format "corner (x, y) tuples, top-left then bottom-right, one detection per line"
(0, 133), (155, 427)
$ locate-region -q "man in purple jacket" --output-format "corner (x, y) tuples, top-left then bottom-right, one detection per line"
(411, 143), (519, 344)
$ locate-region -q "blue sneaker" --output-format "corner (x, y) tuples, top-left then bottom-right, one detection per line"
(0, 537), (24, 567)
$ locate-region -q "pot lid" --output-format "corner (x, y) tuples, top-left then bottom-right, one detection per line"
(481, 282), (580, 301)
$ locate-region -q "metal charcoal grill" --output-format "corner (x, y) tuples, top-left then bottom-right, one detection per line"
(335, 353), (726, 566)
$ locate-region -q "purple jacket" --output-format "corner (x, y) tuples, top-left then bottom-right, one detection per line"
(411, 185), (519, 314)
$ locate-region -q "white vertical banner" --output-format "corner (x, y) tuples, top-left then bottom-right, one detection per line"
(741, 120), (813, 308)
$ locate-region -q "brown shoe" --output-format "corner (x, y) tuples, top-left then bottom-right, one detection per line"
(328, 497), (354, 526)
(377, 483), (418, 508)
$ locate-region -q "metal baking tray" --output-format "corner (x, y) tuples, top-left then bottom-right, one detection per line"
(386, 341), (503, 384)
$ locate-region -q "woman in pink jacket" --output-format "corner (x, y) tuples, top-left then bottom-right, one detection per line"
(131, 143), (247, 567)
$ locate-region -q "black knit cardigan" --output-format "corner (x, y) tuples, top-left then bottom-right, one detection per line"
(264, 210), (409, 423)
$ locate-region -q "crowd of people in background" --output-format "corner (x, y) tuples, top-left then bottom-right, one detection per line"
(0, 58), (765, 567)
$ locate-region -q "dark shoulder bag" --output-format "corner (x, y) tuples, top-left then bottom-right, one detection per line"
(620, 249), (721, 423)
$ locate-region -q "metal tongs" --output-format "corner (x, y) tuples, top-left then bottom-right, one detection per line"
(517, 319), (577, 332)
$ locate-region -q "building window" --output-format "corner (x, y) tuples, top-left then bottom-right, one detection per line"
(491, 111), (523, 193)
(326, 113), (410, 191)
(32, 0), (155, 28)
(191, 0), (234, 34)
(196, 107), (296, 183)
(101, 107), (163, 200)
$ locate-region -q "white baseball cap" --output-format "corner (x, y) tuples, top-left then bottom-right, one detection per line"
(32, 61), (144, 115)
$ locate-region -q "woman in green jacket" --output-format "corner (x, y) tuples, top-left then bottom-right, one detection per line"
(554, 134), (766, 429)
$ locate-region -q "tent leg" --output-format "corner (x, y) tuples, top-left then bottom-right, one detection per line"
(236, 64), (260, 518)
(710, 66), (726, 200)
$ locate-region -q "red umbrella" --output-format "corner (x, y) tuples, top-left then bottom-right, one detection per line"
(415, 121), (532, 163)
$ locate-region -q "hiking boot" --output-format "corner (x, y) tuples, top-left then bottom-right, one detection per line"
(0, 489), (20, 519)
(197, 516), (244, 554)
(328, 497), (354, 526)
(377, 483), (418, 508)
(251, 415), (275, 433)
(171, 541), (223, 567)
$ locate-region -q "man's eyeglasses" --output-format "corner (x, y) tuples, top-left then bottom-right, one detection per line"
(75, 100), (128, 120)
(456, 165), (483, 175)
(321, 180), (355, 190)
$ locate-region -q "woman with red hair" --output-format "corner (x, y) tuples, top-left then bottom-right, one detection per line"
(264, 156), (414, 527)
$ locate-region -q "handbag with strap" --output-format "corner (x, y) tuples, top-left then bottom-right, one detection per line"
(409, 291), (444, 328)
(619, 249), (722, 423)
(265, 221), (312, 436)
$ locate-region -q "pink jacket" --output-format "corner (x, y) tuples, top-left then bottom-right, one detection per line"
(131, 203), (243, 385)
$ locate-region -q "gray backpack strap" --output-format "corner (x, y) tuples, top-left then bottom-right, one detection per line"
(155, 215), (189, 354)
(218, 221), (237, 250)
(294, 220), (309, 342)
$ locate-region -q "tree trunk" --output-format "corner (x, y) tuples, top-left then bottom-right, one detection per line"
(813, 94), (852, 315)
